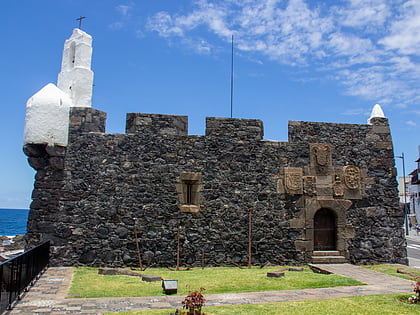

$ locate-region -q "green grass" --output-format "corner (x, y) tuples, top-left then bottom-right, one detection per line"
(68, 266), (363, 298)
(107, 294), (420, 315)
(363, 264), (420, 281)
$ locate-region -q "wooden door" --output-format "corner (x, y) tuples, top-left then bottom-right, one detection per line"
(313, 208), (336, 250)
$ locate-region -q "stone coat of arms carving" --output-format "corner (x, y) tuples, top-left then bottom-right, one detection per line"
(312, 144), (331, 166)
(333, 174), (344, 197)
(284, 168), (303, 194)
(303, 176), (316, 196)
(344, 165), (361, 190)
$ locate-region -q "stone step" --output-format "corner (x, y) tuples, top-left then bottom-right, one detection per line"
(312, 256), (346, 264)
(312, 251), (340, 256)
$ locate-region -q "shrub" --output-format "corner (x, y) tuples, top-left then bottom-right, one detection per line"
(400, 279), (420, 304)
(181, 286), (206, 315)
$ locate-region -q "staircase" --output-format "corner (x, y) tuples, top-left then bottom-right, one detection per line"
(312, 251), (346, 264)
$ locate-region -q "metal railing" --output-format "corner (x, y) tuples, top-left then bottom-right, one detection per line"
(0, 241), (50, 313)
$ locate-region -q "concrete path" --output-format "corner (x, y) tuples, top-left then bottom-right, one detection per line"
(7, 264), (415, 314)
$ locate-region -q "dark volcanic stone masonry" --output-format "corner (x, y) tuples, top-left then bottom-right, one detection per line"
(24, 109), (408, 267)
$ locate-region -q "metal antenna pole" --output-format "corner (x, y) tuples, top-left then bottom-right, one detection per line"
(396, 153), (409, 235)
(402, 153), (409, 236)
(230, 35), (234, 118)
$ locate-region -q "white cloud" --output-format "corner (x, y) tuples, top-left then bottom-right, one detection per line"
(406, 120), (417, 126)
(145, 0), (420, 109)
(379, 0), (420, 55)
(109, 3), (135, 30)
(332, 0), (391, 30)
(109, 22), (124, 30)
(117, 5), (132, 17)
(147, 11), (185, 37)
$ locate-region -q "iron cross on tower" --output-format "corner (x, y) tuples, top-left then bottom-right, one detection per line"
(76, 16), (86, 29)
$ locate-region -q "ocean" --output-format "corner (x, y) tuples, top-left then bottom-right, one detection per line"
(0, 209), (29, 236)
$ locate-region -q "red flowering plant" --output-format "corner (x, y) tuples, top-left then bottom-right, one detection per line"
(181, 285), (206, 315)
(400, 279), (420, 304)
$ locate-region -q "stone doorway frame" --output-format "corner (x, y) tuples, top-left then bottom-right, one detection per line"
(305, 199), (352, 255)
(293, 198), (354, 258)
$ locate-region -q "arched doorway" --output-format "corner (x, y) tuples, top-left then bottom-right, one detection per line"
(313, 208), (337, 250)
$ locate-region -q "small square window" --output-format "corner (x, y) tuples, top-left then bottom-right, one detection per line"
(176, 172), (202, 213)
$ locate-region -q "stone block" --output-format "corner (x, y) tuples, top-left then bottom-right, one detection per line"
(46, 145), (66, 157)
(295, 240), (311, 251)
(290, 218), (305, 229)
(344, 188), (362, 200)
(179, 205), (200, 213)
(267, 271), (285, 278)
(28, 157), (48, 170)
(365, 207), (386, 217)
(142, 275), (162, 282)
(49, 157), (64, 170)
(23, 143), (46, 157)
(277, 178), (285, 194)
(375, 142), (393, 150)
(371, 124), (390, 134)
(316, 187), (333, 196)
(316, 176), (333, 186)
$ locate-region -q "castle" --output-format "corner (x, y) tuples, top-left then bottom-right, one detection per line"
(23, 29), (408, 267)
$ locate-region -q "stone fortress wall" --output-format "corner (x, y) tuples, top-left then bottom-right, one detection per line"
(23, 28), (407, 267)
(24, 107), (408, 267)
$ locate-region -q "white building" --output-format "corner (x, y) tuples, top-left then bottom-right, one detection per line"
(409, 146), (420, 225)
(23, 28), (93, 147)
(398, 176), (411, 205)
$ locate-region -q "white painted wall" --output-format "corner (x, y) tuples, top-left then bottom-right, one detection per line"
(24, 83), (71, 146)
(57, 28), (94, 107)
(24, 28), (95, 147)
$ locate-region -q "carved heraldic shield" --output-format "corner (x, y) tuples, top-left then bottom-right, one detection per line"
(313, 144), (330, 166)
(286, 173), (301, 191)
(344, 165), (360, 190)
(284, 168), (303, 194)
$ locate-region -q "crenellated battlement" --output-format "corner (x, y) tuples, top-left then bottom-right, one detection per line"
(205, 117), (263, 140)
(126, 113), (188, 136)
(69, 109), (265, 140)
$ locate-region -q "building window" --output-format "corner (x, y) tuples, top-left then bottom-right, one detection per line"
(69, 42), (76, 67)
(185, 181), (194, 205)
(177, 172), (202, 213)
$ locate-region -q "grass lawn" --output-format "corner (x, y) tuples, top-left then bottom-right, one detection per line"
(363, 264), (420, 281)
(106, 293), (420, 315)
(68, 266), (363, 298)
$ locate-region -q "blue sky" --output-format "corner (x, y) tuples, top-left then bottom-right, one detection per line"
(1, 0), (419, 209)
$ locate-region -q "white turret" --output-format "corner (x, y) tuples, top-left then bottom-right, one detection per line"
(24, 28), (94, 147)
(57, 28), (94, 107)
(24, 83), (71, 146)
(368, 104), (386, 124)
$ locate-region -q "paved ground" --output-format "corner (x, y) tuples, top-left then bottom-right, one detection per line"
(406, 228), (420, 268)
(6, 263), (415, 315)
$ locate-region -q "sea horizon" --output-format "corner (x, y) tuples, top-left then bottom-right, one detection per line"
(0, 208), (30, 236)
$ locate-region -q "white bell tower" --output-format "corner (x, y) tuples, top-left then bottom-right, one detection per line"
(57, 28), (94, 107)
(24, 28), (95, 147)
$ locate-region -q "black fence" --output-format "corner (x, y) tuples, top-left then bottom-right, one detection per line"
(0, 241), (50, 313)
